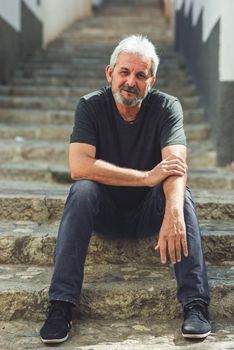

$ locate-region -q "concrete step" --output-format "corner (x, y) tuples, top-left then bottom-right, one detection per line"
(0, 181), (233, 222)
(0, 139), (213, 166)
(18, 55), (185, 70)
(0, 124), (72, 141)
(0, 140), (68, 163)
(0, 85), (200, 108)
(0, 123), (209, 142)
(0, 263), (232, 321)
(0, 318), (233, 350)
(0, 162), (68, 182)
(0, 91), (200, 111)
(14, 63), (187, 78)
(188, 168), (234, 190)
(0, 107), (204, 125)
(0, 220), (233, 266)
(10, 78), (197, 97)
(187, 140), (217, 167)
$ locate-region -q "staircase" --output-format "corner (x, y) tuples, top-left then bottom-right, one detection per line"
(0, 1), (234, 348)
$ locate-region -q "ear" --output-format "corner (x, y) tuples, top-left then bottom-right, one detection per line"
(105, 65), (113, 84)
(150, 75), (156, 87)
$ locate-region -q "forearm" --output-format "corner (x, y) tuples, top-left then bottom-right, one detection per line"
(163, 174), (187, 214)
(71, 157), (149, 186)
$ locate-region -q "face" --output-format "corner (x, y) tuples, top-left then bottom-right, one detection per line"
(106, 52), (156, 107)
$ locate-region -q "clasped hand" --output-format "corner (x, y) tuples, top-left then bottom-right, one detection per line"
(146, 154), (187, 187)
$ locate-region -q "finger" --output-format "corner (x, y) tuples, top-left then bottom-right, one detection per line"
(161, 160), (187, 172)
(168, 238), (176, 265)
(181, 236), (188, 257)
(163, 163), (187, 173)
(175, 238), (181, 262)
(159, 240), (167, 264)
(165, 154), (186, 163)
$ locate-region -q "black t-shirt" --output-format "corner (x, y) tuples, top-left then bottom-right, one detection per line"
(70, 86), (186, 209)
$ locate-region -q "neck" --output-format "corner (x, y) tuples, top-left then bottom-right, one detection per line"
(115, 101), (142, 122)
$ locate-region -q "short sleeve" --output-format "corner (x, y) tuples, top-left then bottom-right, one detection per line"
(70, 98), (97, 146)
(159, 98), (186, 149)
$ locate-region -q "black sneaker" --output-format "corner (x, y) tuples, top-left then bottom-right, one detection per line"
(182, 301), (211, 339)
(40, 301), (72, 344)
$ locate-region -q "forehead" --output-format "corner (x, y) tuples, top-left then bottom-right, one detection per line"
(115, 52), (152, 72)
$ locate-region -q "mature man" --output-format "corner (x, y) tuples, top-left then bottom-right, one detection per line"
(40, 35), (211, 344)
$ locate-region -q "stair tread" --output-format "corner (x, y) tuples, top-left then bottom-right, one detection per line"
(0, 263), (233, 321)
(0, 219), (233, 266)
(0, 318), (233, 349)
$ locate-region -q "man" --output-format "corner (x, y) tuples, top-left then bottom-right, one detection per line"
(40, 35), (211, 344)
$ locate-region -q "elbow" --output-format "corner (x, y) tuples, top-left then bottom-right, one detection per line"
(70, 167), (83, 180)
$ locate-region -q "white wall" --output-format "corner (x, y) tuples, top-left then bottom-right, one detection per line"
(0, 0), (21, 31)
(23, 0), (42, 21)
(175, 0), (234, 81)
(41, 0), (92, 46)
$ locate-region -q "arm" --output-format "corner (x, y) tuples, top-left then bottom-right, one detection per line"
(155, 144), (188, 264)
(69, 143), (187, 187)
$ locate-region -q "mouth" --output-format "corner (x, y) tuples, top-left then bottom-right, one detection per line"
(120, 88), (138, 96)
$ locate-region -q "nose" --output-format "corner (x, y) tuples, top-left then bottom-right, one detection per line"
(126, 74), (136, 87)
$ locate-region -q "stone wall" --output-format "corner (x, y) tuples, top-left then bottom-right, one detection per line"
(175, 0), (234, 166)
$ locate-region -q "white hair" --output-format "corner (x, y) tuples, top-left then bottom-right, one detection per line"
(110, 35), (160, 76)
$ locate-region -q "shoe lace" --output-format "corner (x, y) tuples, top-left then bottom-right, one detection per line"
(184, 301), (209, 321)
(46, 303), (71, 323)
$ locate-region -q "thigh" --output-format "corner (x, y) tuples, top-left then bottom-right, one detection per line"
(134, 184), (165, 239)
(93, 186), (126, 238)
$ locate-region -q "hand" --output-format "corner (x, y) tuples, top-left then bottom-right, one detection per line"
(145, 154), (187, 187)
(155, 210), (188, 264)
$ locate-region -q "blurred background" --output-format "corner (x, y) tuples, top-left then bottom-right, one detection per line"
(0, 0), (234, 166)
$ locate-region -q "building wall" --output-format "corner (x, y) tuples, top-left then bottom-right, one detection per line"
(175, 0), (234, 166)
(42, 0), (91, 46)
(0, 0), (91, 83)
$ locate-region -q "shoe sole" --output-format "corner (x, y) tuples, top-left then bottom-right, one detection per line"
(40, 333), (69, 344)
(182, 330), (211, 339)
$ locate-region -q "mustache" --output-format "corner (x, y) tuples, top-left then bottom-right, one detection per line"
(120, 85), (138, 94)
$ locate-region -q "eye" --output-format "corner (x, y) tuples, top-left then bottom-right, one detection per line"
(137, 72), (147, 80)
(119, 70), (128, 76)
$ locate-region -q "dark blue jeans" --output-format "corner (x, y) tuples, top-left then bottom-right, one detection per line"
(49, 180), (210, 307)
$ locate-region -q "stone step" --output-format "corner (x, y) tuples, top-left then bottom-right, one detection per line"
(0, 139), (68, 163)
(0, 123), (209, 142)
(10, 78), (196, 97)
(18, 55), (185, 70)
(0, 85), (200, 108)
(0, 220), (233, 266)
(188, 168), (234, 190)
(29, 50), (183, 65)
(0, 263), (232, 321)
(0, 139), (213, 166)
(0, 107), (204, 125)
(0, 318), (233, 350)
(0, 92), (200, 111)
(15, 62), (187, 78)
(0, 181), (233, 221)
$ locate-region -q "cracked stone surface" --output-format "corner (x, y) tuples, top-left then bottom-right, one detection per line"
(0, 221), (234, 266)
(0, 319), (233, 350)
(0, 264), (233, 321)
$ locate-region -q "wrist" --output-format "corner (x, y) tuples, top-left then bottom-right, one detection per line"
(165, 205), (184, 217)
(142, 170), (153, 187)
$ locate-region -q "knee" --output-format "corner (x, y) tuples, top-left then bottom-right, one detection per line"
(69, 180), (101, 203)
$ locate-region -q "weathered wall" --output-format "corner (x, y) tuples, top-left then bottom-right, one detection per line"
(175, 0), (234, 166)
(0, 0), (92, 83)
